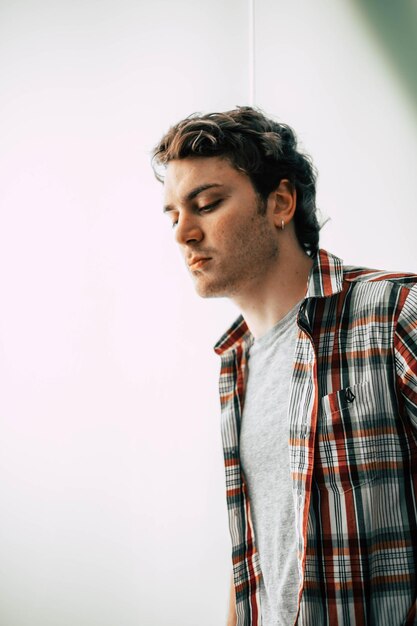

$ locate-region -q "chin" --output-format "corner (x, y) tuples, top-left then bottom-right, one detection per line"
(195, 280), (233, 298)
(194, 280), (228, 299)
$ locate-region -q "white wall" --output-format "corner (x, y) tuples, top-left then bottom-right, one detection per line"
(255, 0), (417, 271)
(0, 2), (245, 625)
(0, 2), (416, 625)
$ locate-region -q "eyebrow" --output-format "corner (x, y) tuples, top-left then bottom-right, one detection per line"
(163, 183), (224, 213)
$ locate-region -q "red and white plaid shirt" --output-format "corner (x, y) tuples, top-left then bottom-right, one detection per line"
(214, 250), (417, 626)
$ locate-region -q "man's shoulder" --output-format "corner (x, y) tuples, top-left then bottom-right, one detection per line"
(340, 264), (417, 326)
(342, 264), (417, 289)
(336, 261), (417, 321)
(307, 249), (417, 301)
(319, 249), (417, 289)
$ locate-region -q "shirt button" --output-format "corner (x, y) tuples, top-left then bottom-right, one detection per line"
(298, 495), (303, 508)
(345, 388), (356, 403)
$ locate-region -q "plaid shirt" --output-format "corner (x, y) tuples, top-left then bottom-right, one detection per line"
(214, 250), (417, 626)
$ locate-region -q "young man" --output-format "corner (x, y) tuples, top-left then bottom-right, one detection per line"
(152, 107), (417, 626)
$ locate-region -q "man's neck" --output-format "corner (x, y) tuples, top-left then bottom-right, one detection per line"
(232, 246), (314, 340)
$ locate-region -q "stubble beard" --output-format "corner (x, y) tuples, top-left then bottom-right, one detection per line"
(193, 202), (279, 299)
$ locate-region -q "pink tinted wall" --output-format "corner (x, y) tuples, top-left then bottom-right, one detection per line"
(1, 1), (416, 625)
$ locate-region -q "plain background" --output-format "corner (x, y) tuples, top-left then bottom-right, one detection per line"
(1, 1), (416, 625)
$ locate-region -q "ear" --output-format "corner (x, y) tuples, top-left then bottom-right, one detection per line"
(267, 179), (297, 229)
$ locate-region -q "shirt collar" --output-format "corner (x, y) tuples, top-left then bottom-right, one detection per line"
(214, 249), (344, 356)
(305, 248), (344, 299)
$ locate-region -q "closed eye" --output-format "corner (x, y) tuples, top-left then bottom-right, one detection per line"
(198, 199), (222, 214)
(171, 200), (222, 228)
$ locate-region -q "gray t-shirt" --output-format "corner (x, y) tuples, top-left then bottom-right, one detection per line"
(240, 302), (300, 626)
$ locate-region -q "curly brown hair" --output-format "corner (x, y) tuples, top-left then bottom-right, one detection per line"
(152, 106), (320, 256)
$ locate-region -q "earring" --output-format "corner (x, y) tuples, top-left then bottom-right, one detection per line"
(281, 219), (285, 231)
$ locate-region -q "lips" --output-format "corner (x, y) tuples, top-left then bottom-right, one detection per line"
(188, 257), (212, 271)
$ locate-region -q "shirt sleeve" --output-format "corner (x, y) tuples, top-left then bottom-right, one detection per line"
(394, 283), (417, 430)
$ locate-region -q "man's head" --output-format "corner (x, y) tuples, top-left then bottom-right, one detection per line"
(153, 106), (320, 257)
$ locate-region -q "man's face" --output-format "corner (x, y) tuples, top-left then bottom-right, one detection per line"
(163, 156), (279, 299)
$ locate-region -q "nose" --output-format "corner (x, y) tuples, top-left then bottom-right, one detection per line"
(174, 213), (203, 245)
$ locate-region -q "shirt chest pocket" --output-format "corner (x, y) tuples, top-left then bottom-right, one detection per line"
(314, 381), (381, 494)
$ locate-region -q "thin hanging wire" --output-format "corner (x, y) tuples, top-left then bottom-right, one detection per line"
(248, 0), (256, 106)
